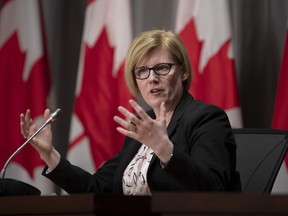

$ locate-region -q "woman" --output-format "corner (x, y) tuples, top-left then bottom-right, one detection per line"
(20, 29), (241, 195)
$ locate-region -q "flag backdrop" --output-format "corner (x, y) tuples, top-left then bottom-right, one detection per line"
(67, 0), (133, 173)
(271, 21), (288, 194)
(0, 0), (53, 194)
(175, 0), (242, 128)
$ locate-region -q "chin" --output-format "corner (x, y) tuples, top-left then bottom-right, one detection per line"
(148, 99), (165, 109)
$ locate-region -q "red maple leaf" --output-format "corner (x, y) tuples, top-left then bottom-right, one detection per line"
(71, 28), (132, 169)
(179, 19), (240, 110)
(0, 32), (50, 178)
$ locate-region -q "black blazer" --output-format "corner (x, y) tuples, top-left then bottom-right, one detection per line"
(43, 91), (241, 194)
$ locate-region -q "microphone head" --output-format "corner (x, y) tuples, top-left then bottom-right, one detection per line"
(51, 108), (62, 121)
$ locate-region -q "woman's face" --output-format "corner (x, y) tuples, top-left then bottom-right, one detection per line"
(135, 47), (184, 112)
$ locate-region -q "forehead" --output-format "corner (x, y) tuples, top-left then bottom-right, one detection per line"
(137, 47), (173, 67)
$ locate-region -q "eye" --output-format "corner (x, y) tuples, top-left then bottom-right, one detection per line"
(135, 67), (147, 74)
(154, 63), (170, 72)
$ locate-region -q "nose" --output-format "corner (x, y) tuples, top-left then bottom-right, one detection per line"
(148, 69), (159, 80)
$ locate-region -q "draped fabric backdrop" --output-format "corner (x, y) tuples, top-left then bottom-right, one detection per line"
(0, 0), (54, 194)
(67, 0), (133, 176)
(0, 0), (288, 194)
(176, 0), (242, 128)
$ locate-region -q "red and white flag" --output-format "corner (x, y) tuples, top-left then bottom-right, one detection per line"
(271, 21), (288, 194)
(67, 0), (133, 173)
(176, 0), (242, 128)
(0, 0), (53, 194)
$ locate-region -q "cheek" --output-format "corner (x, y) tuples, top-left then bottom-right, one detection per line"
(136, 80), (146, 94)
(168, 75), (183, 89)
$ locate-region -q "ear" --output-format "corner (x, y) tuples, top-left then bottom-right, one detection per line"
(182, 73), (188, 81)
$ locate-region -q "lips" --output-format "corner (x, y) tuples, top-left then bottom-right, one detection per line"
(150, 88), (163, 93)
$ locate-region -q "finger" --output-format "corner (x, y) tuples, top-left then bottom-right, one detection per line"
(114, 115), (138, 139)
(117, 106), (142, 126)
(21, 110), (32, 138)
(20, 113), (25, 127)
(25, 109), (31, 124)
(113, 115), (130, 128)
(43, 109), (51, 121)
(128, 99), (148, 121)
(113, 115), (137, 132)
(116, 126), (136, 138)
(20, 113), (27, 138)
(159, 102), (167, 125)
(25, 110), (36, 130)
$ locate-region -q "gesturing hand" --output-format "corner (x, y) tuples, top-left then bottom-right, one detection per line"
(20, 109), (54, 160)
(113, 99), (173, 161)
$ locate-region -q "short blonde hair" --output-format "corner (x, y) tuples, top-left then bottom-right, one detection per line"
(124, 29), (192, 96)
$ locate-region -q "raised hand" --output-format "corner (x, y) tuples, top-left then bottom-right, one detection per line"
(20, 109), (60, 169)
(113, 99), (173, 162)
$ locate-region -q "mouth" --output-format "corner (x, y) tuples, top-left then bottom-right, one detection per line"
(150, 88), (163, 95)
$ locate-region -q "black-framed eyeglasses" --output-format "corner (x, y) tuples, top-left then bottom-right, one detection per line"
(133, 62), (180, 80)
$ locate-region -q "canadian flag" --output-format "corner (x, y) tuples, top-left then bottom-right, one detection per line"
(271, 21), (288, 194)
(0, 0), (53, 194)
(67, 0), (133, 173)
(175, 0), (242, 128)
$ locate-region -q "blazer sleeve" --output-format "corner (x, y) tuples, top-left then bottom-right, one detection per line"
(42, 136), (137, 194)
(42, 152), (120, 194)
(160, 102), (239, 191)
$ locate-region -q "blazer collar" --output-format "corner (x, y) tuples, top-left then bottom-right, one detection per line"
(148, 91), (193, 163)
(146, 91), (193, 137)
(167, 91), (193, 136)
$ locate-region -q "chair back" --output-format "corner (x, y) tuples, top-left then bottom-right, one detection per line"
(233, 128), (288, 193)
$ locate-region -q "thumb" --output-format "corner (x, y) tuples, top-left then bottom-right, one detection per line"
(43, 109), (51, 121)
(158, 102), (167, 126)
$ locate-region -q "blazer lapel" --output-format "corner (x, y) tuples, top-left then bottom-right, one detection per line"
(167, 91), (193, 136)
(150, 91), (193, 164)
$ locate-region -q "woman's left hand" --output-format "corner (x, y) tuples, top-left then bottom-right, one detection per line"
(113, 99), (173, 162)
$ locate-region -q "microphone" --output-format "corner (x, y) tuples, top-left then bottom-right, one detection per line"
(1, 108), (62, 179)
(0, 108), (62, 196)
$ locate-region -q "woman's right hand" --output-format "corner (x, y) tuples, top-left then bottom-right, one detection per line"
(20, 109), (60, 169)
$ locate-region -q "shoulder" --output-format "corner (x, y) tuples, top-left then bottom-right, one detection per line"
(181, 92), (228, 119)
(189, 99), (227, 116)
(178, 93), (231, 130)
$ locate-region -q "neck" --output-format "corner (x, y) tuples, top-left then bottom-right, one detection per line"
(154, 104), (175, 127)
